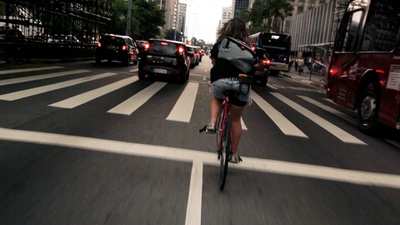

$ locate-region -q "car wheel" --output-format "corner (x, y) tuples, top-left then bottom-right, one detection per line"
(260, 77), (268, 86)
(122, 56), (130, 66)
(138, 72), (146, 80)
(356, 82), (380, 135)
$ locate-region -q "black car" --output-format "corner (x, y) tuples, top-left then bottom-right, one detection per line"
(185, 45), (197, 68)
(253, 47), (270, 86)
(95, 34), (139, 66)
(135, 39), (148, 59)
(138, 39), (190, 84)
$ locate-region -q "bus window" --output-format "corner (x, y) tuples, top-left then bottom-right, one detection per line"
(361, 4), (400, 51)
(335, 10), (363, 52)
(344, 10), (363, 51)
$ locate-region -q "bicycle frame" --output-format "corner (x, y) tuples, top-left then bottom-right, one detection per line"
(216, 96), (231, 150)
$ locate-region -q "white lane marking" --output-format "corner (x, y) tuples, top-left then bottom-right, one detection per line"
(107, 82), (167, 115)
(241, 118), (247, 130)
(299, 96), (357, 125)
(167, 82), (199, 122)
(251, 91), (308, 138)
(1, 127), (400, 189)
(0, 70), (90, 86)
(129, 69), (138, 72)
(0, 72), (118, 101)
(50, 76), (139, 109)
(185, 160), (203, 225)
(267, 83), (278, 90)
(271, 92), (366, 145)
(0, 66), (63, 75)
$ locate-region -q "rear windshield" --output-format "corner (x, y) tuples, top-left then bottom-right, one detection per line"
(100, 36), (125, 46)
(148, 40), (180, 55)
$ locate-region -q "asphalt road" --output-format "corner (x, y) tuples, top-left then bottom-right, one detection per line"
(1, 58), (400, 225)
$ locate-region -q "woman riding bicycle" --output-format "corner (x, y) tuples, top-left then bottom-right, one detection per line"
(205, 18), (253, 164)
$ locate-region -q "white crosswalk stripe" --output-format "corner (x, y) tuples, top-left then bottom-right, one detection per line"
(0, 68), (369, 144)
(0, 66), (64, 75)
(50, 76), (139, 109)
(251, 90), (308, 138)
(107, 81), (167, 115)
(167, 82), (199, 122)
(271, 92), (366, 145)
(299, 96), (357, 125)
(0, 69), (90, 86)
(0, 72), (117, 101)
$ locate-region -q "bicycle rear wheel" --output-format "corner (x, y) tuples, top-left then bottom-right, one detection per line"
(219, 114), (231, 191)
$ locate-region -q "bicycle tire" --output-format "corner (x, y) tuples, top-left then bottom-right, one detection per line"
(219, 114), (231, 191)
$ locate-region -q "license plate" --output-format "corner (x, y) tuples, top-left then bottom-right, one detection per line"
(154, 68), (167, 74)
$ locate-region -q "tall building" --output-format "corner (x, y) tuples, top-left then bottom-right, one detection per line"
(232, 0), (251, 18)
(283, 0), (332, 33)
(165, 0), (179, 31)
(216, 6), (233, 41)
(150, 0), (180, 32)
(177, 3), (187, 37)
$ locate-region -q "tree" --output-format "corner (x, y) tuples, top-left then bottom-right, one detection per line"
(164, 29), (184, 41)
(245, 0), (293, 33)
(106, 0), (165, 39)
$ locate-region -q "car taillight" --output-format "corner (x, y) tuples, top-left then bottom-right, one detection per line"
(144, 43), (150, 51)
(97, 42), (101, 47)
(262, 59), (270, 66)
(121, 45), (127, 51)
(178, 46), (184, 55)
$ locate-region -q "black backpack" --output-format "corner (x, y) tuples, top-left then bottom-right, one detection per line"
(217, 36), (257, 75)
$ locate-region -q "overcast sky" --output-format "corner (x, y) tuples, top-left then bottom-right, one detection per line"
(179, 0), (232, 44)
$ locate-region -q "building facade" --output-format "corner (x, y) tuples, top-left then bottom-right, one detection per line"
(288, 0), (350, 62)
(232, 0), (252, 18)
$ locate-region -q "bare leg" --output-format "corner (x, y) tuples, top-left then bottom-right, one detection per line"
(210, 97), (222, 124)
(230, 105), (245, 156)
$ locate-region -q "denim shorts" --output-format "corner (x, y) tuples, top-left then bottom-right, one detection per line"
(211, 78), (251, 106)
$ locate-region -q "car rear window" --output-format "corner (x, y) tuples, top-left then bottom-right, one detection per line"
(101, 36), (124, 46)
(148, 41), (180, 55)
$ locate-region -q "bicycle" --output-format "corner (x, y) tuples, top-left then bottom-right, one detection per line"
(200, 74), (251, 191)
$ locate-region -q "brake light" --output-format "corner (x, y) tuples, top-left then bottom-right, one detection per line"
(262, 59), (270, 66)
(161, 42), (168, 46)
(178, 46), (184, 54)
(144, 43), (150, 51)
(97, 42), (101, 47)
(121, 45), (127, 51)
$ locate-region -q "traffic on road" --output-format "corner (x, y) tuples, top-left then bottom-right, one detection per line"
(1, 58), (400, 225)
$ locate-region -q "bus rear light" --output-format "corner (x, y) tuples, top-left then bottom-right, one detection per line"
(262, 59), (270, 66)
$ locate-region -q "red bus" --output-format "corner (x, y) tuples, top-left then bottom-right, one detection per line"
(326, 0), (400, 134)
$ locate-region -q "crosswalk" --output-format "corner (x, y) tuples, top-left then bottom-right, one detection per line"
(0, 66), (365, 145)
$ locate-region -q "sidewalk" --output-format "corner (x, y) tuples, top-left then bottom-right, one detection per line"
(280, 68), (327, 89)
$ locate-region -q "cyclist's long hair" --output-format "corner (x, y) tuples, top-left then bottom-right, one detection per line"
(216, 19), (250, 44)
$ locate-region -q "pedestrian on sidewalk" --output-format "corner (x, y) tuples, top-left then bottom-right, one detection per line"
(297, 56), (304, 75)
